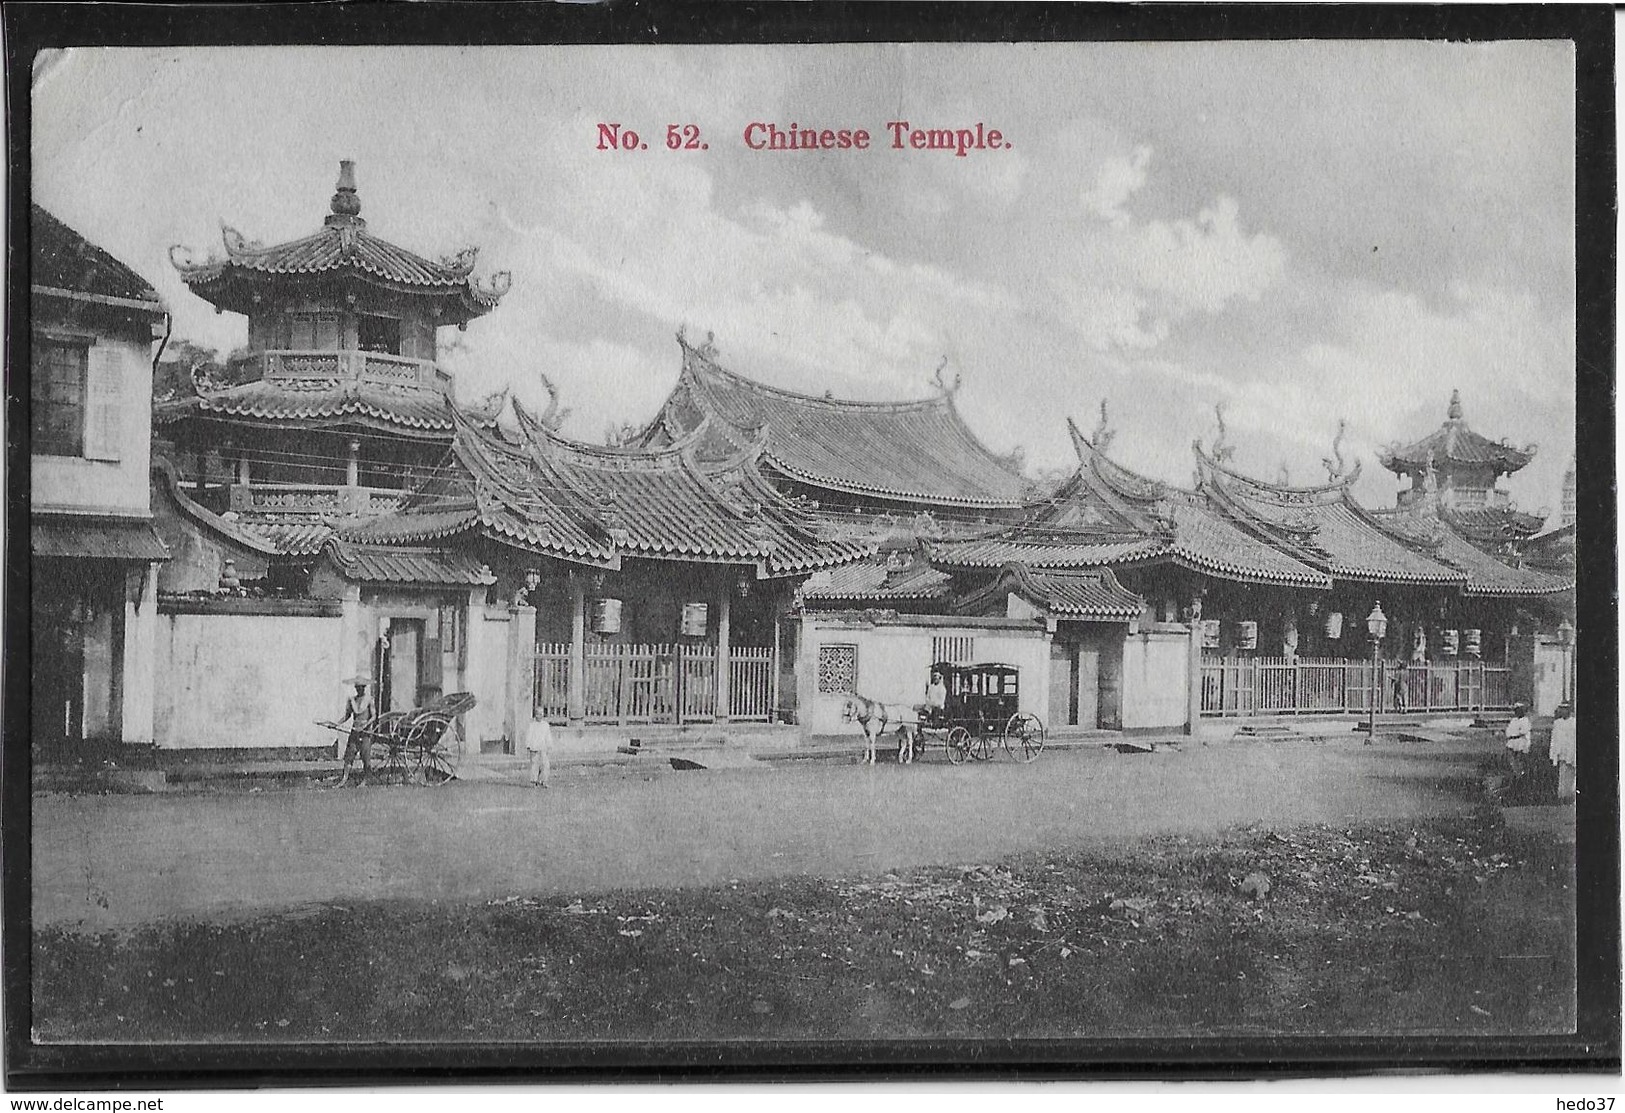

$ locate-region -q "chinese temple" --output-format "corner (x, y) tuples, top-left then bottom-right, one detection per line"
(1377, 389), (1546, 548)
(328, 399), (865, 727)
(637, 334), (1029, 530)
(856, 405), (1572, 725)
(153, 161), (512, 565)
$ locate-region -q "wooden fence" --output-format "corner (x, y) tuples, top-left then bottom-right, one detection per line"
(534, 642), (775, 724)
(1200, 656), (1512, 717)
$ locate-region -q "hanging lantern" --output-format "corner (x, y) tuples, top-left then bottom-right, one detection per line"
(1464, 629), (1482, 658)
(1441, 629), (1459, 656)
(1324, 611), (1344, 639)
(590, 597), (623, 635)
(1200, 619), (1221, 649)
(1236, 621), (1258, 651)
(680, 602), (709, 637)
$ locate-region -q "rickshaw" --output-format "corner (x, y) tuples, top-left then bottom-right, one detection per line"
(917, 662), (1046, 764)
(317, 690), (475, 784)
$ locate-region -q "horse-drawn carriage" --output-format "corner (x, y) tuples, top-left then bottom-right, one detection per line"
(318, 690), (475, 784)
(843, 661), (1046, 765)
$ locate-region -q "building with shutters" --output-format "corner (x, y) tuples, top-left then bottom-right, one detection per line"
(30, 205), (171, 759)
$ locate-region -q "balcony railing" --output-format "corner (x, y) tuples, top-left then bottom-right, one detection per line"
(226, 483), (406, 517)
(229, 349), (447, 391)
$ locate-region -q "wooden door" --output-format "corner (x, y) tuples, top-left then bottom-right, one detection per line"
(1048, 640), (1074, 727)
(386, 619), (426, 712)
(1097, 637), (1123, 731)
(1077, 646), (1101, 730)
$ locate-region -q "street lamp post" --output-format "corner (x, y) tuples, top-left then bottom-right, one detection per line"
(1365, 603), (1388, 744)
(1557, 618), (1575, 706)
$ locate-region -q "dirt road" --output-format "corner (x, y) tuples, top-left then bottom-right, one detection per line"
(34, 734), (1496, 929)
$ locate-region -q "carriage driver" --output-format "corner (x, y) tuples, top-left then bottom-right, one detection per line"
(916, 669), (948, 723)
(335, 676), (376, 788)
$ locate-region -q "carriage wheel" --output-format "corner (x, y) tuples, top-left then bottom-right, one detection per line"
(967, 731), (995, 762)
(377, 741), (411, 783)
(945, 727), (971, 766)
(1003, 713), (1047, 763)
(418, 746), (456, 785)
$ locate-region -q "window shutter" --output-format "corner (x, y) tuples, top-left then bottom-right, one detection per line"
(83, 342), (122, 462)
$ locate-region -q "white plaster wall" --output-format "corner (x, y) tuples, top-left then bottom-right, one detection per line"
(32, 333), (154, 515)
(121, 564), (159, 744)
(1120, 627), (1192, 731)
(155, 612), (341, 749)
(801, 620), (1049, 735)
(464, 606), (511, 748)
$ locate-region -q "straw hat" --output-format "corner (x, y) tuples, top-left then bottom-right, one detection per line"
(347, 676), (373, 688)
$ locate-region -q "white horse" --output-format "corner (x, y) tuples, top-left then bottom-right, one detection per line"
(840, 694), (918, 765)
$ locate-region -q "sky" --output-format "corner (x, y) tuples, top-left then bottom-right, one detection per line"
(32, 43), (1577, 515)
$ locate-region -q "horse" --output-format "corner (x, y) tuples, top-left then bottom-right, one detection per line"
(840, 694), (918, 765)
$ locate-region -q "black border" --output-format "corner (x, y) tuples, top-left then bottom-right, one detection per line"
(4, 1), (1617, 1089)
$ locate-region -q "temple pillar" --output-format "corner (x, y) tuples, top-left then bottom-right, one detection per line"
(567, 572), (586, 726)
(347, 439), (360, 488)
(770, 588), (783, 723)
(505, 602), (537, 755)
(715, 573), (732, 722)
(1185, 595), (1203, 736)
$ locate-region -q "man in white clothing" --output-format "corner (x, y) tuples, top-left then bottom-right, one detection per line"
(1548, 703), (1577, 803)
(527, 715), (552, 789)
(1503, 701), (1533, 797)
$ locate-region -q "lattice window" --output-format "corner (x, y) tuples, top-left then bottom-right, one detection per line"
(931, 635), (975, 664)
(817, 644), (859, 694)
(32, 338), (87, 457)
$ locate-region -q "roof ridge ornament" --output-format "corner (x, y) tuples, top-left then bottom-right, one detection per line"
(1210, 402), (1236, 464)
(1447, 388), (1463, 422)
(327, 159), (363, 225)
(1321, 418), (1348, 481)
(931, 356), (961, 397)
(1090, 399), (1116, 453)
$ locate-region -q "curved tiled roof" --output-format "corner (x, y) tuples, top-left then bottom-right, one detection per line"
(644, 339), (1028, 508)
(1056, 424), (1329, 587)
(321, 538), (495, 586)
(928, 536), (1165, 570)
(1371, 509), (1571, 597)
(1378, 391), (1534, 476)
(958, 562), (1144, 622)
(1431, 526), (1571, 597)
(802, 559), (953, 601)
(235, 520), (335, 557)
(1443, 504), (1547, 544)
(343, 404), (866, 576)
(1196, 448), (1465, 586)
(154, 378), (502, 439)
(170, 162), (508, 320)
(151, 457), (280, 556)
(1159, 502), (1330, 587)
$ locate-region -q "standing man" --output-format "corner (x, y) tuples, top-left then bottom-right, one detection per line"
(917, 669), (948, 721)
(1503, 700), (1533, 799)
(1548, 703), (1577, 803)
(336, 677), (375, 788)
(527, 713), (553, 789)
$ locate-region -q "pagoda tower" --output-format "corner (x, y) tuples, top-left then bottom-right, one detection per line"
(156, 160), (512, 558)
(1378, 389), (1544, 546)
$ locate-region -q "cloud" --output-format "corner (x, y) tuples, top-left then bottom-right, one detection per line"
(1080, 145), (1151, 221)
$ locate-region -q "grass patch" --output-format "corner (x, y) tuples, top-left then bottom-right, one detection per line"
(33, 815), (1573, 1041)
